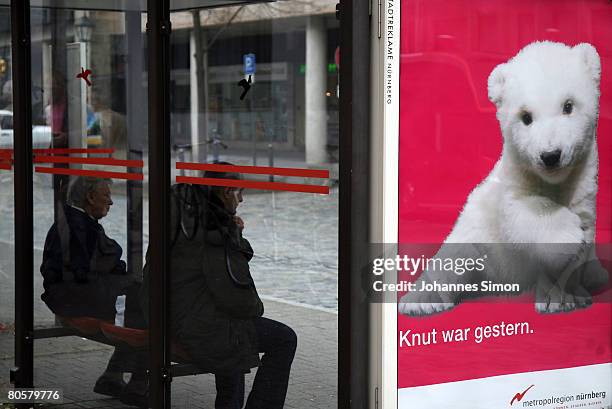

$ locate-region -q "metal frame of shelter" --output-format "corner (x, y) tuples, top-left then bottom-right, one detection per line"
(8, 0), (371, 407)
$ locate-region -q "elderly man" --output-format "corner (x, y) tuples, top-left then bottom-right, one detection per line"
(40, 176), (147, 407)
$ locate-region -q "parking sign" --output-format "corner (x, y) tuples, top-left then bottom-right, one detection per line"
(243, 53), (256, 75)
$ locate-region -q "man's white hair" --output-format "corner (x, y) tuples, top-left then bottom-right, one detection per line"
(67, 176), (112, 208)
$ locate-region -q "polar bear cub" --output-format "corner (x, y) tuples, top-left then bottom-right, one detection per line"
(398, 41), (608, 316)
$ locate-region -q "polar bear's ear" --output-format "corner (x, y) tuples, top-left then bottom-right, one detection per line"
(488, 63), (507, 107)
(573, 43), (601, 85)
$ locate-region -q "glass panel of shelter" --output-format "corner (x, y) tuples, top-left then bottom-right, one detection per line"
(167, 2), (338, 407)
(27, 2), (150, 405)
(0, 5), (14, 394)
(1, 0), (338, 407)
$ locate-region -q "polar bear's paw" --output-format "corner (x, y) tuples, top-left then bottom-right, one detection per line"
(398, 290), (456, 316)
(398, 301), (456, 316)
(569, 285), (593, 310)
(535, 285), (591, 314)
(535, 300), (576, 314)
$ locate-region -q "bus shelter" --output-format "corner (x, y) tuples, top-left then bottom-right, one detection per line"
(2, 0), (371, 407)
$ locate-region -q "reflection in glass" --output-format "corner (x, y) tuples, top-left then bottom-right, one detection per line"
(0, 7), (14, 392)
(24, 4), (150, 407)
(166, 1), (339, 407)
(1, 0), (339, 407)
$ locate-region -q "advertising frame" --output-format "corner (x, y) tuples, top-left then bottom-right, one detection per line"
(373, 1), (612, 408)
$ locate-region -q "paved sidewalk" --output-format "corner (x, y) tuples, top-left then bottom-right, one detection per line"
(0, 300), (337, 408)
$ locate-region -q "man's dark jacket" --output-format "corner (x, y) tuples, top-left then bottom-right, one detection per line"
(40, 205), (134, 320)
(141, 185), (264, 375)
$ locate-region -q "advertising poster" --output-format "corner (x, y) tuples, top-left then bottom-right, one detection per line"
(393, 1), (612, 408)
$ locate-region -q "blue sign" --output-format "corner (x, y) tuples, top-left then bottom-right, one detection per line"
(243, 53), (256, 75)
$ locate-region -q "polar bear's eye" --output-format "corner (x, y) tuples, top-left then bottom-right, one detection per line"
(520, 112), (533, 126)
(563, 100), (573, 115)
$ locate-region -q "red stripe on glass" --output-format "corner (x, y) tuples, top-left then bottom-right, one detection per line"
(176, 162), (329, 179)
(33, 148), (115, 155)
(35, 166), (143, 181)
(176, 176), (330, 194)
(34, 155), (144, 168)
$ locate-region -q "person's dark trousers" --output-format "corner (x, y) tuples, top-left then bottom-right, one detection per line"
(215, 317), (297, 409)
(215, 373), (245, 409)
(105, 283), (148, 374)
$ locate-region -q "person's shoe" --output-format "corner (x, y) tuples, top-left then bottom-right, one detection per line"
(119, 392), (148, 408)
(93, 373), (126, 398)
(119, 374), (148, 408)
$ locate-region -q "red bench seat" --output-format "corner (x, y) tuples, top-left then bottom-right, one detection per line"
(100, 322), (148, 348)
(56, 316), (191, 362)
(100, 323), (191, 362)
(56, 316), (113, 335)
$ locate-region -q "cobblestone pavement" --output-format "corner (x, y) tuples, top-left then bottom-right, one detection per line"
(0, 300), (337, 408)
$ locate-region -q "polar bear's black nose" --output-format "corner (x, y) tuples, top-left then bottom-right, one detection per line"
(540, 150), (562, 168)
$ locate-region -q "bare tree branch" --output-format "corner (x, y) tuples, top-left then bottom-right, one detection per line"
(205, 5), (245, 51)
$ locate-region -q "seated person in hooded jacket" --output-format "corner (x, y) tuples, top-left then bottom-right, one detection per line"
(141, 164), (297, 409)
(40, 176), (147, 407)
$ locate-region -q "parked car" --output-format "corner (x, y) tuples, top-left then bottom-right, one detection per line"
(0, 110), (52, 149)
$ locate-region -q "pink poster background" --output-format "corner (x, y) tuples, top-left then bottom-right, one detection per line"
(397, 0), (612, 388)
